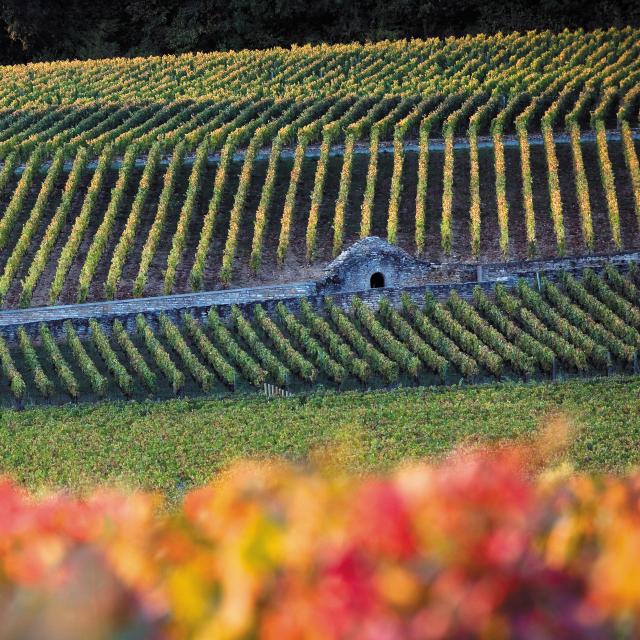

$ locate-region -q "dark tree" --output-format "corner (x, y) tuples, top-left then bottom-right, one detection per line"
(0, 0), (638, 64)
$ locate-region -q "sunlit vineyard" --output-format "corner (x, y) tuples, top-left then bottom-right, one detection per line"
(0, 265), (637, 408)
(3, 18), (640, 639)
(0, 29), (635, 308)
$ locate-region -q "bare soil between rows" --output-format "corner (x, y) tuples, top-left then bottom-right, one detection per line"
(0, 137), (638, 310)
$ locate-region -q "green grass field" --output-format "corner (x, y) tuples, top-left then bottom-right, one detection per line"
(1, 375), (639, 500)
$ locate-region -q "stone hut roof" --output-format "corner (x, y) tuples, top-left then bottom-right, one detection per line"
(319, 236), (432, 293)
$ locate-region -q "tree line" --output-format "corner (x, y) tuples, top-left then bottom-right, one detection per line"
(0, 0), (638, 64)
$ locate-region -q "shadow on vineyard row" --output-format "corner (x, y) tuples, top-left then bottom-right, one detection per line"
(1, 265), (639, 410)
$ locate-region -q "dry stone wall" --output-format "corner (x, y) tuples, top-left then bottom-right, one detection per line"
(0, 239), (637, 344)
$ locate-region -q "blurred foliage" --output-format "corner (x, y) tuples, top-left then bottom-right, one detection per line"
(2, 430), (640, 637)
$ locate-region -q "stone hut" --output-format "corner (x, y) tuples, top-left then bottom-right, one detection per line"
(318, 236), (432, 294)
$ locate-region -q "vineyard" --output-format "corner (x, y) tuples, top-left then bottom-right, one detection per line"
(3, 27), (640, 637)
(0, 264), (638, 407)
(0, 30), (635, 308)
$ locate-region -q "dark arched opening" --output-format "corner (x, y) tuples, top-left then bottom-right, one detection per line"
(370, 272), (385, 288)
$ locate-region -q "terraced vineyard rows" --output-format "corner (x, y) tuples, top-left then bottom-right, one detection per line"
(0, 30), (637, 307)
(1, 265), (638, 407)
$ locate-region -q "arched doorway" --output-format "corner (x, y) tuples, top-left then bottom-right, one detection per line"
(370, 272), (385, 288)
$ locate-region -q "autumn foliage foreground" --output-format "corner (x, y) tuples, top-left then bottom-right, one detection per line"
(1, 431), (640, 639)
